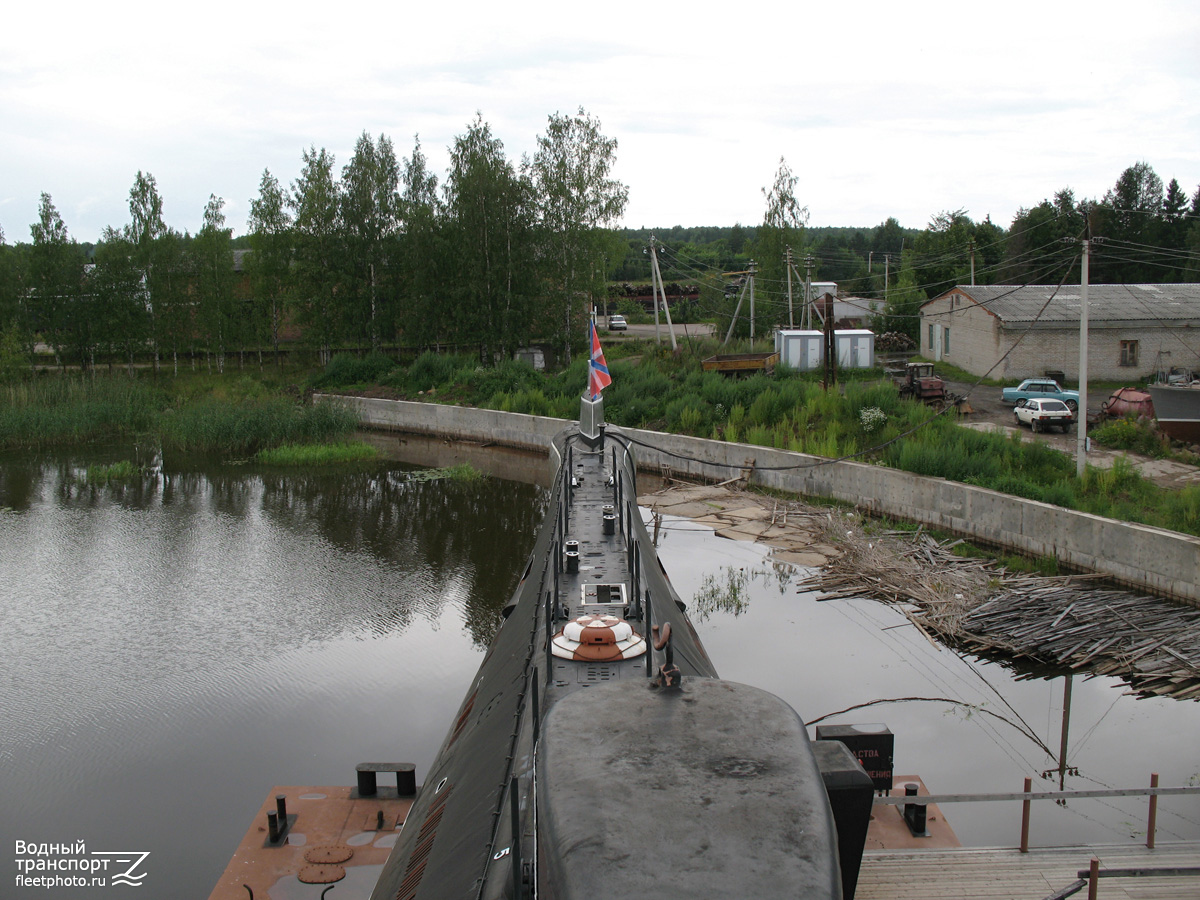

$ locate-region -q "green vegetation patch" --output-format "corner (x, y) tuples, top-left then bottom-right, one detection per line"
(84, 459), (141, 485)
(0, 377), (163, 448)
(160, 397), (358, 455)
(0, 373), (359, 458)
(255, 441), (378, 466)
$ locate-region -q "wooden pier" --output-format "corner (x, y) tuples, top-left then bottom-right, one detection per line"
(856, 843), (1200, 899)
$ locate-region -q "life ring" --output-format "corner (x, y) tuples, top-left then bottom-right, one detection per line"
(551, 614), (647, 661)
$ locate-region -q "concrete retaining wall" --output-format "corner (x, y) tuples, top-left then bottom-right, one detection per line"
(324, 395), (1200, 607)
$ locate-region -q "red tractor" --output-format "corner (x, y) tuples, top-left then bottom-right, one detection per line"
(897, 362), (958, 408)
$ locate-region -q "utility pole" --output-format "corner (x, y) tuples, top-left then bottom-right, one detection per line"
(1061, 227), (1099, 477)
(884, 254), (890, 307)
(785, 247), (794, 328)
(967, 240), (976, 287)
(648, 237), (677, 350)
(1077, 238), (1089, 477)
(804, 255), (814, 330)
(748, 259), (757, 342)
(649, 235), (661, 345)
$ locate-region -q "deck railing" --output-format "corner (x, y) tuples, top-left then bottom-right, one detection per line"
(874, 774), (1200, 852)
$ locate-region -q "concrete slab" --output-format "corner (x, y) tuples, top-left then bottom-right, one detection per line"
(770, 549), (830, 568)
(715, 504), (772, 521)
(645, 500), (728, 519)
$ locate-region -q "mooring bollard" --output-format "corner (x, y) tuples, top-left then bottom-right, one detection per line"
(267, 810), (280, 843)
(275, 794), (287, 826)
(902, 783), (926, 836)
(396, 763), (416, 796)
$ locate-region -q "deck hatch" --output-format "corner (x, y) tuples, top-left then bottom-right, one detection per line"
(581, 583), (627, 607)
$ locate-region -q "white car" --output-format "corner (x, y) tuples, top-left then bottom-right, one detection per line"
(608, 315), (628, 331)
(1014, 398), (1075, 433)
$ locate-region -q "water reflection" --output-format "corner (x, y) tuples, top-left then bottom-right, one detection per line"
(3, 440), (1198, 899)
(0, 449), (548, 767)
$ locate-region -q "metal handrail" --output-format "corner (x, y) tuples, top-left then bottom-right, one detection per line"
(875, 775), (1198, 853)
(874, 785), (1200, 806)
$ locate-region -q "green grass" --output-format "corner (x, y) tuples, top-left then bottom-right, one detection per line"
(255, 441), (379, 466)
(84, 459), (141, 485)
(160, 397), (358, 455)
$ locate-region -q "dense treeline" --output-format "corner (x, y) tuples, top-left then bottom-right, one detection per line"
(615, 162), (1200, 340)
(2, 147), (1199, 373)
(0, 109), (628, 373)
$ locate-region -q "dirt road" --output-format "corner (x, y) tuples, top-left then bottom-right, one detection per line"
(946, 379), (1200, 490)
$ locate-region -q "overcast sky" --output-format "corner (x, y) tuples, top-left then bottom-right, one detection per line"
(3, 1), (1198, 245)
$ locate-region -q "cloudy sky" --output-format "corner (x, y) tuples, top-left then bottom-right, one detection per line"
(3, 1), (1198, 244)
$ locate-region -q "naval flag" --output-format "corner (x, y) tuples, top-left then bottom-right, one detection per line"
(588, 322), (612, 399)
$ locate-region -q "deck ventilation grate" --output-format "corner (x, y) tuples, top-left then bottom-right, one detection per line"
(579, 664), (618, 683)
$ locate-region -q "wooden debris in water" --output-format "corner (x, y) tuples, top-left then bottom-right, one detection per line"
(960, 583), (1200, 700)
(797, 515), (1200, 700)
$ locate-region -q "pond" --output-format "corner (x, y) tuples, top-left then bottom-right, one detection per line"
(2, 434), (1197, 900)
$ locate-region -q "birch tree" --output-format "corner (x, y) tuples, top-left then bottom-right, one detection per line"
(341, 132), (402, 351)
(126, 171), (167, 371)
(291, 147), (340, 364)
(29, 193), (87, 368)
(444, 114), (536, 361)
(399, 135), (443, 347)
(193, 194), (235, 372)
(247, 169), (293, 364)
(530, 108), (628, 361)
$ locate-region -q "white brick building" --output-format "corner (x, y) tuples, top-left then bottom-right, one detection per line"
(919, 284), (1200, 382)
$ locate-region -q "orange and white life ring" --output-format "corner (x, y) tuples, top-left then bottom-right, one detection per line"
(551, 614), (647, 661)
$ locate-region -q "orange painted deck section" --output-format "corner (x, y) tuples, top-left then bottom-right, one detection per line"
(867, 775), (962, 850)
(208, 786), (414, 900)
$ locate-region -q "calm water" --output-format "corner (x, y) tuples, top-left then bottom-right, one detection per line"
(2, 436), (1198, 899)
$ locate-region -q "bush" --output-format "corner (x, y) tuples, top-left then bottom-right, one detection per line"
(309, 353), (397, 389)
(1091, 417), (1167, 457)
(402, 352), (476, 393)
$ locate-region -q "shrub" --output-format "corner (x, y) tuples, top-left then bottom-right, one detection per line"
(309, 352), (397, 389)
(1091, 417), (1167, 457)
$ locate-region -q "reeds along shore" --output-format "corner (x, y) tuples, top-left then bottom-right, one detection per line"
(0, 376), (358, 454)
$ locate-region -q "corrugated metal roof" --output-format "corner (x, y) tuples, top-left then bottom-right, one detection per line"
(933, 284), (1200, 325)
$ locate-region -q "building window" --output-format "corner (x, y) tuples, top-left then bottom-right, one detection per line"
(928, 324), (934, 348)
(1120, 340), (1139, 367)
(944, 328), (950, 354)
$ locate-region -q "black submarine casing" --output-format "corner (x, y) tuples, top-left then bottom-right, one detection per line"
(368, 398), (845, 900)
